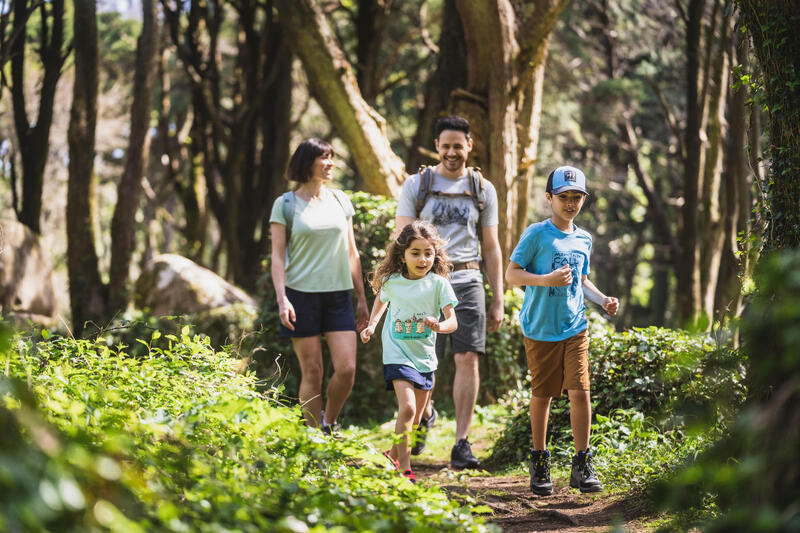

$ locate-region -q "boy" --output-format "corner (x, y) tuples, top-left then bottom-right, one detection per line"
(505, 166), (619, 496)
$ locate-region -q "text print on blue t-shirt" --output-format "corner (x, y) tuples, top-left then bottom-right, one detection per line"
(548, 251), (582, 298)
(391, 311), (431, 339)
(431, 199), (470, 226)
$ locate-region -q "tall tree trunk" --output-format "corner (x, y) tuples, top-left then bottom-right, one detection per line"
(109, 0), (159, 313)
(407, 0), (467, 172)
(677, 0), (706, 325)
(10, 0), (65, 234)
(275, 0), (406, 197)
(67, 0), (106, 335)
(699, 4), (732, 321)
(453, 0), (567, 258)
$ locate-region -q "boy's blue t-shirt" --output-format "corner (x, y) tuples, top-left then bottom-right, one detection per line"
(379, 273), (458, 373)
(510, 219), (592, 341)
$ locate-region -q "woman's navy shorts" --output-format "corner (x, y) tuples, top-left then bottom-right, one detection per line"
(383, 364), (434, 391)
(279, 287), (356, 338)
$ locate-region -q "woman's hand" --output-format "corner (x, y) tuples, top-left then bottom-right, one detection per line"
(278, 298), (296, 330)
(356, 299), (369, 331)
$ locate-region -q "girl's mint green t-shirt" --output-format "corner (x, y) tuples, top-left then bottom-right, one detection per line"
(269, 189), (355, 292)
(379, 273), (458, 373)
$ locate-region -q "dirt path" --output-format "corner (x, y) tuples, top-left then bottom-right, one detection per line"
(414, 462), (656, 532)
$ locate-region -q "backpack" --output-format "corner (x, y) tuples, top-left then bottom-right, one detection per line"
(414, 166), (487, 219)
(281, 188), (349, 243)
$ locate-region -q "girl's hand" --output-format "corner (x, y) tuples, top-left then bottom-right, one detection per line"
(424, 316), (440, 332)
(360, 325), (375, 343)
(278, 298), (296, 330)
(548, 265), (572, 286)
(602, 296), (619, 316)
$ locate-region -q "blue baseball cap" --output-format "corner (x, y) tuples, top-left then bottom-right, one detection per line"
(546, 166), (588, 195)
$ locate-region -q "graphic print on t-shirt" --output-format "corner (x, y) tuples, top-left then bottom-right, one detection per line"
(548, 251), (581, 298)
(391, 310), (432, 339)
(430, 198), (470, 226)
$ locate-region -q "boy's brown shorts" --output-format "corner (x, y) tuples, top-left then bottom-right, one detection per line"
(524, 330), (590, 397)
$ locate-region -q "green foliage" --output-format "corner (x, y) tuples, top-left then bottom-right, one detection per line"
(655, 250), (800, 531)
(485, 325), (743, 472)
(1, 328), (494, 532)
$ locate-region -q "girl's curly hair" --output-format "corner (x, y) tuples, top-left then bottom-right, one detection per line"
(368, 220), (451, 294)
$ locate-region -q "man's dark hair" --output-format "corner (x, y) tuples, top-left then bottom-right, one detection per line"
(287, 138), (333, 183)
(434, 115), (471, 140)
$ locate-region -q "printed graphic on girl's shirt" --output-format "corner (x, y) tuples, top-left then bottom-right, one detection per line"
(391, 311), (432, 339)
(548, 251), (582, 298)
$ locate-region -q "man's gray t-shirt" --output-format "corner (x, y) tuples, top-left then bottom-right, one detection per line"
(396, 170), (499, 284)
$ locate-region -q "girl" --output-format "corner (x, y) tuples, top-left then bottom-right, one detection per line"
(270, 138), (368, 433)
(360, 221), (458, 483)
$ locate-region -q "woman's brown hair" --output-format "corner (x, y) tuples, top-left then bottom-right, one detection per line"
(368, 220), (451, 294)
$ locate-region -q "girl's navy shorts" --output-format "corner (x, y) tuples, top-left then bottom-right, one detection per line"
(383, 364), (434, 391)
(279, 287), (356, 338)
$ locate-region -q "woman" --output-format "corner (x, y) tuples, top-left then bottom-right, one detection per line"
(269, 138), (368, 432)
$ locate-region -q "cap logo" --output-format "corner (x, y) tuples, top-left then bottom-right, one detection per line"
(563, 170), (576, 182)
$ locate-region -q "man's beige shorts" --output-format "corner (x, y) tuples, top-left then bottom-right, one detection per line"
(524, 330), (590, 397)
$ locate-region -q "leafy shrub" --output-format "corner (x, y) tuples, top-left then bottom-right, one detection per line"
(655, 250), (800, 531)
(485, 325), (743, 469)
(1, 328), (495, 532)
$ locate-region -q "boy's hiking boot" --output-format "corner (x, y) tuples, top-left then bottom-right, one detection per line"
(529, 449), (553, 496)
(402, 469), (416, 484)
(450, 438), (480, 469)
(411, 404), (438, 455)
(570, 448), (603, 493)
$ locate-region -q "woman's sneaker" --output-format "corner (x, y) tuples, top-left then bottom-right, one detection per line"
(450, 438), (480, 469)
(402, 469), (416, 484)
(411, 404), (438, 455)
(529, 449), (553, 496)
(570, 448), (603, 493)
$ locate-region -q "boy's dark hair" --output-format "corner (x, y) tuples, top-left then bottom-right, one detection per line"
(434, 115), (471, 140)
(287, 138), (333, 183)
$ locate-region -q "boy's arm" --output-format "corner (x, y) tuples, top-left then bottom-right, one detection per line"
(360, 297), (389, 343)
(582, 276), (619, 316)
(425, 304), (457, 334)
(505, 261), (573, 287)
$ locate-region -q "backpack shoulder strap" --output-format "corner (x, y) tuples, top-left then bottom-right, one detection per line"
(415, 166), (433, 218)
(281, 191), (295, 242)
(468, 167), (486, 214)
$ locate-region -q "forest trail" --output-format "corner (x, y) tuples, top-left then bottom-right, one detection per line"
(414, 462), (656, 532)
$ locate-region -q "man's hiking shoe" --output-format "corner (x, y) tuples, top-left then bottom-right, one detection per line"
(402, 469), (416, 484)
(383, 449), (400, 470)
(411, 404), (438, 455)
(570, 448), (603, 493)
(320, 411), (341, 437)
(450, 438), (480, 469)
(529, 449), (553, 496)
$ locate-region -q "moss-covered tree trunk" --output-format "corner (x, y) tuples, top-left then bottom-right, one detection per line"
(738, 0), (800, 249)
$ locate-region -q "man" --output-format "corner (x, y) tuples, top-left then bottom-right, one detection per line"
(395, 115), (504, 469)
